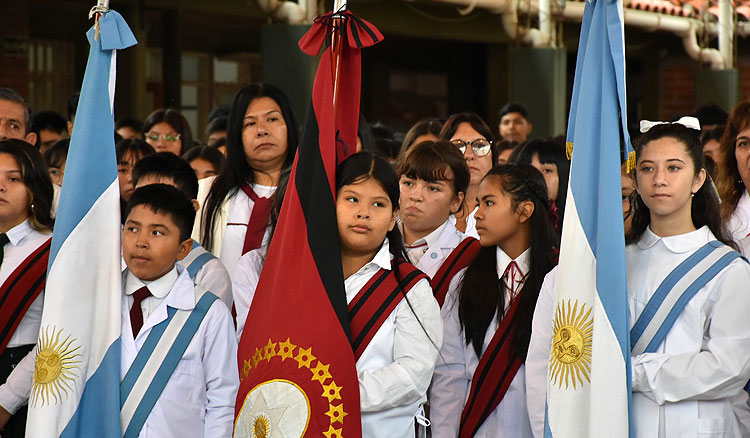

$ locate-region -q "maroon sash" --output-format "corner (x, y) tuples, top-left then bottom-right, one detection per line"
(458, 297), (523, 438)
(430, 237), (481, 307)
(0, 238), (51, 356)
(348, 258), (428, 361)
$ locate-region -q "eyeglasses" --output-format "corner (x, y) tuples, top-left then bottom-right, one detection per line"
(146, 132), (181, 143)
(451, 139), (492, 157)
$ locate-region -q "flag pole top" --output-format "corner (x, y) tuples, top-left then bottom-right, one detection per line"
(88, 0), (110, 40)
(333, 0), (347, 12)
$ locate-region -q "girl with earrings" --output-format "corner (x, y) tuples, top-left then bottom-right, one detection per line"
(0, 139), (55, 436)
(336, 152), (442, 437)
(625, 119), (750, 437)
(430, 164), (558, 437)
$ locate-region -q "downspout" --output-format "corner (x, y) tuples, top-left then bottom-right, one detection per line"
(718, 0), (733, 68)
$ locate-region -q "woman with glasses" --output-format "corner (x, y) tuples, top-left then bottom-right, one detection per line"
(439, 112), (498, 235)
(142, 108), (194, 156)
(193, 83), (299, 280)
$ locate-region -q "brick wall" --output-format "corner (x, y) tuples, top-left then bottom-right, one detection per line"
(659, 59), (696, 120)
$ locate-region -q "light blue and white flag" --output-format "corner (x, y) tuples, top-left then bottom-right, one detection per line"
(26, 9), (136, 438)
(545, 0), (632, 436)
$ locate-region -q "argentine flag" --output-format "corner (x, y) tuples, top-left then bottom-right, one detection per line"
(25, 10), (136, 437)
(545, 0), (632, 436)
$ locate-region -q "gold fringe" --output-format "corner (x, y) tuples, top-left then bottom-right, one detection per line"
(626, 150), (636, 173)
(566, 141), (573, 160)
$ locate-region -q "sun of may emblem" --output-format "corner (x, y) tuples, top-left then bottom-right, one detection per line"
(31, 326), (82, 406)
(549, 299), (593, 389)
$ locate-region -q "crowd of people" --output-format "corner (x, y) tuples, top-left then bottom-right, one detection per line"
(0, 81), (750, 438)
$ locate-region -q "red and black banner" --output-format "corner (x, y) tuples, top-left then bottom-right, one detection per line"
(458, 297), (523, 438)
(234, 11), (382, 438)
(430, 237), (481, 307)
(0, 238), (51, 356)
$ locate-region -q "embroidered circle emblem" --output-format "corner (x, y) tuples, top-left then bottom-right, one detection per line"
(236, 380), (310, 438)
(31, 326), (82, 406)
(549, 299), (593, 389)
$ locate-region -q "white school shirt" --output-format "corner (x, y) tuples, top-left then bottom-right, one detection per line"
(232, 247), (265, 342)
(525, 266), (558, 438)
(462, 206), (479, 239)
(727, 190), (750, 242)
(346, 239), (443, 438)
(403, 219), (468, 279)
(430, 247), (533, 438)
(628, 226), (750, 438)
(121, 266), (238, 438)
(192, 175), (274, 281)
(4, 220), (51, 348)
(177, 244), (233, 311)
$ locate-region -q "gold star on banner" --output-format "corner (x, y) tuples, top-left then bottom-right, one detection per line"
(277, 338), (296, 361)
(295, 347), (316, 369)
(263, 339), (277, 362)
(252, 348), (264, 368)
(310, 361), (332, 384)
(323, 425), (343, 438)
(321, 381), (342, 403)
(242, 359), (252, 380)
(325, 402), (347, 425)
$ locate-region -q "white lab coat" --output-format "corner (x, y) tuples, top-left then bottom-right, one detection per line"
(177, 243), (233, 311)
(430, 247), (533, 438)
(410, 219), (468, 279)
(120, 266), (238, 438)
(628, 226), (750, 438)
(726, 190), (750, 243)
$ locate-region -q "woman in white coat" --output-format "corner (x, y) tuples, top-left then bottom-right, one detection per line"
(626, 118), (750, 437)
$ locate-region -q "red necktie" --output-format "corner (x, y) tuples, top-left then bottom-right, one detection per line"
(503, 261), (525, 298)
(130, 286), (151, 338)
(240, 183), (273, 255)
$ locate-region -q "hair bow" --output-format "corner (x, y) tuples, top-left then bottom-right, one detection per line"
(639, 116), (701, 133)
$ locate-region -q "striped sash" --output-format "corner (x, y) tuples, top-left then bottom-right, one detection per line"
(430, 237), (481, 307)
(630, 241), (743, 356)
(181, 242), (217, 280)
(0, 238), (51, 356)
(458, 297), (522, 438)
(120, 291), (219, 437)
(348, 258), (428, 361)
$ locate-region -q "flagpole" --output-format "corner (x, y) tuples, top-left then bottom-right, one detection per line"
(88, 0), (110, 40)
(330, 0), (347, 117)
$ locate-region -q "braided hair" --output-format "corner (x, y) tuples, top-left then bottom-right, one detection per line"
(456, 163), (559, 360)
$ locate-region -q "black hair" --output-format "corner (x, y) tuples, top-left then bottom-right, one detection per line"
(142, 109), (194, 155)
(116, 117), (144, 133)
(701, 125), (725, 146)
(499, 102), (530, 121)
(32, 111), (67, 135)
(0, 139), (54, 232)
(439, 111), (499, 165)
(126, 184), (195, 242)
(457, 163), (558, 361)
(116, 138), (155, 164)
(44, 138), (70, 169)
(694, 103), (728, 127)
(357, 114), (376, 153)
(370, 122), (400, 160)
(627, 122), (733, 247)
(0, 87), (32, 134)
(132, 152), (199, 199)
(495, 139), (518, 154)
(208, 105), (230, 122)
(200, 83), (299, 250)
(398, 139), (470, 211)
(400, 118), (443, 158)
(182, 146), (226, 179)
(206, 116), (228, 136)
(508, 138), (569, 231)
(66, 92), (80, 122)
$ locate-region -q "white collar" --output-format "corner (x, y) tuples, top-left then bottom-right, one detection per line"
(495, 246), (531, 278)
(124, 265), (179, 299)
(348, 238), (393, 281)
(402, 219), (449, 249)
(637, 225), (714, 254)
(5, 219), (33, 247)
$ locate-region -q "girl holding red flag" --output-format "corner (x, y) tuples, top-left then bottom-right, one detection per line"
(193, 83), (299, 280)
(336, 152), (443, 437)
(430, 164), (557, 437)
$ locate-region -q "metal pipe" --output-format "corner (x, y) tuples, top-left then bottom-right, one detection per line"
(718, 0), (733, 68)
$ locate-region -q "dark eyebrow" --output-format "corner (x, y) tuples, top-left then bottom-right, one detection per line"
(244, 110), (281, 120)
(480, 193), (497, 201)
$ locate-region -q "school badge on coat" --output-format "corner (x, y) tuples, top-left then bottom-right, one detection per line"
(235, 338), (349, 438)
